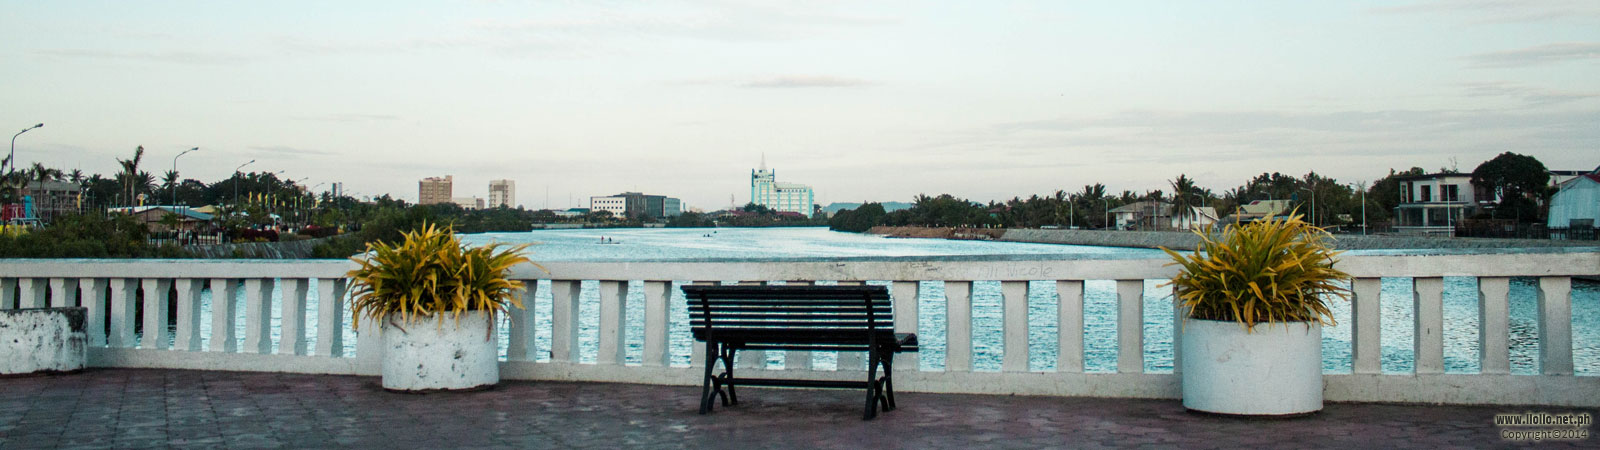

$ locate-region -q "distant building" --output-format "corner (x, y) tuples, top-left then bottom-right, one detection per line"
(19, 180), (81, 222)
(108, 206), (213, 233)
(489, 179), (515, 209)
(1393, 173), (1479, 236)
(1109, 201), (1173, 230)
(330, 182), (344, 198)
(1227, 199), (1292, 224)
(750, 157), (814, 218)
(1549, 167), (1600, 188)
(553, 208), (589, 218)
(452, 197), (485, 210)
(589, 192), (682, 219)
(1548, 173), (1600, 231)
(419, 176), (453, 205)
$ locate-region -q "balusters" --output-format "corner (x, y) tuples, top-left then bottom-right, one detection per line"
(0, 278), (15, 309)
(1056, 280), (1085, 373)
(891, 281), (919, 372)
(1477, 277), (1511, 375)
(506, 280), (536, 361)
(597, 280), (628, 365)
(1171, 285), (1185, 374)
(280, 278), (309, 356)
(209, 279), (239, 353)
(1413, 277), (1444, 374)
(1115, 280), (1144, 374)
(945, 281), (973, 373)
(19, 278), (47, 308)
(109, 279), (137, 348)
(641, 281), (672, 367)
(139, 279), (172, 349)
(80, 278), (108, 347)
(49, 278), (78, 308)
(1001, 281), (1030, 373)
(1538, 277), (1573, 376)
(549, 280), (581, 363)
(316, 278), (347, 358)
(241, 278), (273, 354)
(1351, 278), (1382, 374)
(173, 279), (204, 352)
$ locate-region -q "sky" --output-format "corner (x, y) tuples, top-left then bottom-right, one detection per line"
(2, 0), (1596, 211)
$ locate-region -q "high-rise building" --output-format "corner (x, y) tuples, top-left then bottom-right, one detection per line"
(330, 182), (345, 199)
(589, 192), (682, 219)
(419, 175), (452, 205)
(750, 156), (814, 218)
(489, 179), (515, 209)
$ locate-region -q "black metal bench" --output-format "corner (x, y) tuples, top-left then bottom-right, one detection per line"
(684, 284), (918, 420)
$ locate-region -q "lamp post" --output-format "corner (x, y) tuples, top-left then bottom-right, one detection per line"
(1300, 186), (1316, 227)
(233, 159), (255, 208)
(171, 147), (198, 212)
(1102, 198), (1112, 230)
(7, 123), (43, 179)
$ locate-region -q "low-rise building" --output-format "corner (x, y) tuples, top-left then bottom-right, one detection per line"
(1548, 173), (1600, 234)
(1392, 173), (1479, 235)
(589, 192), (682, 219)
(452, 197), (485, 210)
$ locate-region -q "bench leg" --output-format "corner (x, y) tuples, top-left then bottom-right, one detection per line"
(699, 341), (719, 414)
(881, 351), (897, 411)
(863, 350), (880, 420)
(721, 345), (738, 406)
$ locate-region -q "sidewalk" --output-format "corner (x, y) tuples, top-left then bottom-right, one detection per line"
(0, 369), (1593, 449)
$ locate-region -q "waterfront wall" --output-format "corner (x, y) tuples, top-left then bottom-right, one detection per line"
(182, 236), (337, 259)
(0, 253), (1595, 406)
(875, 226), (1600, 251)
(0, 307), (86, 375)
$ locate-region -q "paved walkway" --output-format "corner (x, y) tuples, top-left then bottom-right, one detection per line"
(0, 369), (1594, 449)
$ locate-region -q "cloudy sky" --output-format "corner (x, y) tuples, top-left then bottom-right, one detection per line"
(2, 1), (1596, 210)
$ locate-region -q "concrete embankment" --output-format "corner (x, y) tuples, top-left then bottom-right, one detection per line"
(182, 236), (340, 259)
(871, 226), (1599, 251)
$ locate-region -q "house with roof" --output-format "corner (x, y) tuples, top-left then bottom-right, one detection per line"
(1393, 173), (1479, 236)
(1224, 199), (1291, 224)
(108, 206), (215, 233)
(1547, 173), (1600, 234)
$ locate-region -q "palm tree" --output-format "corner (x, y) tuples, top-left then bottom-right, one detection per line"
(161, 170), (180, 205)
(116, 146), (145, 207)
(68, 169), (84, 185)
(29, 163), (62, 183)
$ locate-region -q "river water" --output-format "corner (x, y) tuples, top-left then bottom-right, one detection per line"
(197, 227), (1597, 375)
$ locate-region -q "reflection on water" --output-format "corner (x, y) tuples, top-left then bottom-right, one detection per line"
(156, 228), (1593, 375)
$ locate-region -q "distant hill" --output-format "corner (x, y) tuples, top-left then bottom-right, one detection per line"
(822, 202), (913, 215)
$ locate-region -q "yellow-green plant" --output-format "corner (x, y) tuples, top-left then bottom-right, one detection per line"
(347, 223), (544, 330)
(1162, 213), (1349, 331)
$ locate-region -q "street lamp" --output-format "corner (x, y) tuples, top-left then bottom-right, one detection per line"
(7, 123), (43, 178)
(1102, 198), (1112, 230)
(233, 159), (255, 207)
(1300, 186), (1316, 227)
(171, 147), (198, 211)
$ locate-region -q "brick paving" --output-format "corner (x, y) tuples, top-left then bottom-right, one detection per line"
(0, 369), (1594, 449)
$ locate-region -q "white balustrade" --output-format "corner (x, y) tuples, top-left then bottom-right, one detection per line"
(0, 251), (1594, 407)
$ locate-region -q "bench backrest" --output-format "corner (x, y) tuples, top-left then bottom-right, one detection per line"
(684, 285), (894, 347)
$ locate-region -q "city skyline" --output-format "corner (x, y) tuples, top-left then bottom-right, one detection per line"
(2, 1), (1596, 211)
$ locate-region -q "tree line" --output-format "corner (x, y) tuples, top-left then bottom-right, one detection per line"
(830, 152), (1557, 233)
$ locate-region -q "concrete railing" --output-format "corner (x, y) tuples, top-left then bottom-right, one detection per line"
(1, 251), (1596, 406)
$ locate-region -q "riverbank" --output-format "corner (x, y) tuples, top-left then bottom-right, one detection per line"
(868, 226), (1600, 251)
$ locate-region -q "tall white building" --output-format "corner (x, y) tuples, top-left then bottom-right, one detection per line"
(750, 156), (814, 218)
(489, 179), (515, 209)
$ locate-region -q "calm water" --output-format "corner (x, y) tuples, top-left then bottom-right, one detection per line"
(191, 227), (1597, 375)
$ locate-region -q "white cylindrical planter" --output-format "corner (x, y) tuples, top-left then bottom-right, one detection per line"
(382, 311), (500, 391)
(1181, 319), (1323, 416)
